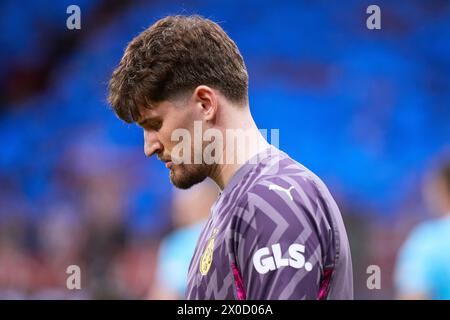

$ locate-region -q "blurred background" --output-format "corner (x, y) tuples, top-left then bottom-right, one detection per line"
(0, 0), (449, 299)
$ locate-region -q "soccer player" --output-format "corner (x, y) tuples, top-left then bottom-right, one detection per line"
(108, 15), (353, 299)
(394, 159), (450, 299)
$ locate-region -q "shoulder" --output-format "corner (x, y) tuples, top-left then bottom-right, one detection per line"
(229, 160), (328, 239)
(234, 154), (330, 220)
(160, 221), (206, 259)
(402, 217), (450, 254)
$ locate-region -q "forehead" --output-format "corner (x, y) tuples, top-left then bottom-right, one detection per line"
(136, 101), (167, 121)
(138, 97), (189, 120)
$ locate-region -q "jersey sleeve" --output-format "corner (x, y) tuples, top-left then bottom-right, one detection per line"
(229, 179), (326, 300)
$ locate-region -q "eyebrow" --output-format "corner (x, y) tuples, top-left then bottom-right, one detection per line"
(137, 116), (161, 128)
(137, 118), (150, 127)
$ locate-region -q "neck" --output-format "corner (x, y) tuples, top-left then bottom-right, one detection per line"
(208, 111), (271, 190)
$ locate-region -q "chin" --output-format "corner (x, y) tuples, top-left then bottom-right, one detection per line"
(169, 164), (208, 189)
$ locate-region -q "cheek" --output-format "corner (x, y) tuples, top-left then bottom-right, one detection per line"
(159, 128), (171, 146)
(166, 122), (193, 147)
(159, 124), (178, 149)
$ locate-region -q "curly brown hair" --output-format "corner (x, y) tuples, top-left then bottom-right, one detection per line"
(108, 15), (249, 123)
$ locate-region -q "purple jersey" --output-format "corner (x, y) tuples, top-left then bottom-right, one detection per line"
(186, 146), (353, 299)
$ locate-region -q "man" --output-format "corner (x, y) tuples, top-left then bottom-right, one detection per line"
(108, 15), (353, 299)
(395, 159), (450, 299)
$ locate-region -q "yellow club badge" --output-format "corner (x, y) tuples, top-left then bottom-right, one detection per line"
(199, 228), (219, 276)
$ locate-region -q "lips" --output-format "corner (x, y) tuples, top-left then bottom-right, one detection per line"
(158, 156), (172, 169)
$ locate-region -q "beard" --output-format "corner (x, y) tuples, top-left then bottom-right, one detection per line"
(169, 162), (210, 189)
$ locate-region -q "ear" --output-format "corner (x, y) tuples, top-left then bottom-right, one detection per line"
(193, 85), (218, 122)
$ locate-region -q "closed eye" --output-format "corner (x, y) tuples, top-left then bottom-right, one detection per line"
(138, 117), (162, 131)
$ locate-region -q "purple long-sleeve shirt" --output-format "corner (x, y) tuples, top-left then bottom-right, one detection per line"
(186, 146), (353, 299)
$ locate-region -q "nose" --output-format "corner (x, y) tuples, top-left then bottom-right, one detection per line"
(143, 130), (163, 157)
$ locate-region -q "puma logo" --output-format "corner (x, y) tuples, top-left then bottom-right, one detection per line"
(268, 184), (295, 201)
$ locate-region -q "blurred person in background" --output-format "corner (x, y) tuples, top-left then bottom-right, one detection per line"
(32, 203), (88, 299)
(0, 202), (34, 299)
(394, 156), (450, 299)
(65, 141), (131, 299)
(149, 179), (217, 299)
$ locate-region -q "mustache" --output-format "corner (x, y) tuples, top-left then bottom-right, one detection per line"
(157, 155), (172, 162)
